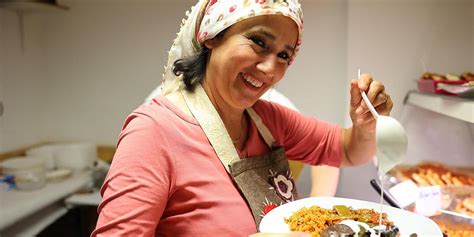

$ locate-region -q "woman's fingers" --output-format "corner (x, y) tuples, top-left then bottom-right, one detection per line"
(350, 79), (362, 108)
(358, 73), (374, 92)
(375, 93), (393, 116)
(350, 73), (394, 124)
(357, 74), (383, 108)
(372, 92), (388, 107)
(366, 80), (385, 104)
(356, 93), (392, 116)
(357, 93), (393, 118)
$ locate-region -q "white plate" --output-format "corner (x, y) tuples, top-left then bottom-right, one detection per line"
(260, 197), (443, 237)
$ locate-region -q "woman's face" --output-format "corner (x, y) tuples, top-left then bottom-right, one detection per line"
(203, 15), (298, 110)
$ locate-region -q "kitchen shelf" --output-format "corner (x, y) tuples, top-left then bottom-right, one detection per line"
(65, 190), (102, 207)
(405, 91), (474, 123)
(1, 203), (68, 236)
(0, 171), (92, 231)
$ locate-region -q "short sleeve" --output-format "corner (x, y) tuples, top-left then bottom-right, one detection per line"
(253, 100), (342, 167)
(92, 109), (175, 236)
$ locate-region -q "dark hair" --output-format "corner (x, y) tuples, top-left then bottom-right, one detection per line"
(172, 46), (209, 92)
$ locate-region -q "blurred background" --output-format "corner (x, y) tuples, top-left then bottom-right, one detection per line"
(0, 0), (472, 236)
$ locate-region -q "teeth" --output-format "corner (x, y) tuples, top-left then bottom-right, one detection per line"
(242, 73), (263, 88)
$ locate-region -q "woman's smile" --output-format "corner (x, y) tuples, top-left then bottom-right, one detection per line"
(241, 72), (264, 89)
(240, 72), (268, 98)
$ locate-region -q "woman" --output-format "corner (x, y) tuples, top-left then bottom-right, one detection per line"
(93, 0), (393, 236)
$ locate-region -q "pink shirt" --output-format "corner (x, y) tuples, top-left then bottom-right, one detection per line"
(92, 96), (342, 237)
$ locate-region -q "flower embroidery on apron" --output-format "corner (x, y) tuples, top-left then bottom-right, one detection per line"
(261, 197), (280, 217)
(268, 169), (295, 202)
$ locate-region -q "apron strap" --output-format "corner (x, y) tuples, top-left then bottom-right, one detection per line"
(180, 84), (279, 172)
(180, 84), (240, 172)
(246, 108), (276, 149)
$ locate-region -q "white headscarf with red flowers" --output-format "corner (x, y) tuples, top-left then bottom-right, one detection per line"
(161, 0), (303, 96)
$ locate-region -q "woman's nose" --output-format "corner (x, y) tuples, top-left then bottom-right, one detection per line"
(256, 56), (276, 78)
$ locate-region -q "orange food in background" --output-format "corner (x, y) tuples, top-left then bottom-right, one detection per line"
(421, 72), (473, 82)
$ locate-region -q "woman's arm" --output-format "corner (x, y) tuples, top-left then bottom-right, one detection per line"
(341, 74), (393, 167)
(309, 165), (339, 197)
(93, 112), (174, 236)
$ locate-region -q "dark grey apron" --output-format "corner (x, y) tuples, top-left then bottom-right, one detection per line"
(181, 85), (298, 227)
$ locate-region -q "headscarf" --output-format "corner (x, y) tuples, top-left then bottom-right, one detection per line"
(161, 0), (304, 96)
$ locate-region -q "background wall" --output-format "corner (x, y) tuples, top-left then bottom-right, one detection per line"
(0, 11), (4, 151)
(40, 1), (191, 145)
(281, 0), (347, 124)
(0, 0), (472, 201)
(0, 10), (48, 151)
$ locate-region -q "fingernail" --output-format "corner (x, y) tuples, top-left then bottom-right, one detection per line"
(357, 118), (364, 123)
(355, 107), (363, 114)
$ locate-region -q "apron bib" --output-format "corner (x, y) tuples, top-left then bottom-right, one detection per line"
(180, 84), (298, 227)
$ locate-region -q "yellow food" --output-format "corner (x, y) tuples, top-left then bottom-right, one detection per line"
(284, 205), (393, 237)
(455, 195), (474, 217)
(398, 163), (474, 187)
(431, 214), (474, 237)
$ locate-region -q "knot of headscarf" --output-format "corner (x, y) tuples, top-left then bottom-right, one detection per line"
(161, 0), (303, 96)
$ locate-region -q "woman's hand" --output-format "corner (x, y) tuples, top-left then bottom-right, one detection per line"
(349, 74), (393, 132)
(341, 74), (394, 167)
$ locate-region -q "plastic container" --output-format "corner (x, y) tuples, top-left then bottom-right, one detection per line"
(54, 143), (97, 171)
(0, 175), (15, 191)
(417, 79), (468, 95)
(430, 212), (474, 237)
(1, 157), (47, 191)
(25, 144), (59, 170)
(383, 162), (474, 236)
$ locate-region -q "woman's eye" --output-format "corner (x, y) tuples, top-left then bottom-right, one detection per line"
(251, 37), (266, 48)
(277, 52), (290, 61)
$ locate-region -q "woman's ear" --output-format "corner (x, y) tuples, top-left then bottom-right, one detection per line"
(203, 38), (218, 49)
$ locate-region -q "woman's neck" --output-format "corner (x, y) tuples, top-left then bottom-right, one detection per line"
(201, 81), (248, 148)
(201, 80), (242, 121)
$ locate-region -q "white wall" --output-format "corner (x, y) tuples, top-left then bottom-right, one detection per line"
(281, 0), (347, 124)
(0, 11), (4, 151)
(337, 0), (474, 202)
(0, 0), (193, 149)
(0, 9), (50, 151)
(37, 0), (192, 145)
(0, 1), (193, 151)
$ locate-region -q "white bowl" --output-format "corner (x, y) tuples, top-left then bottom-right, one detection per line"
(54, 143), (97, 171)
(1, 157), (47, 191)
(26, 145), (59, 170)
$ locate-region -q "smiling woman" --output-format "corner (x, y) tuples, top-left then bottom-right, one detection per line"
(92, 0), (393, 236)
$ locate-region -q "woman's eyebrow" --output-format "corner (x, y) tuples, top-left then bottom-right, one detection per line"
(252, 28), (295, 52)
